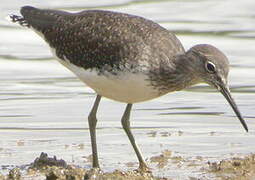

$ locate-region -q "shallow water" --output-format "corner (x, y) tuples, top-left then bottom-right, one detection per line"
(0, 0), (255, 179)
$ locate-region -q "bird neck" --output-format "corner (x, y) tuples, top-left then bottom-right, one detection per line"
(172, 54), (202, 90)
(148, 54), (201, 94)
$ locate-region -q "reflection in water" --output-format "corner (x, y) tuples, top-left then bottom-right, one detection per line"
(135, 106), (202, 111)
(158, 112), (224, 116)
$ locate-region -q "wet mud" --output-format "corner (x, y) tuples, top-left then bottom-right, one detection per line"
(0, 153), (167, 180)
(1, 152), (255, 180)
(207, 154), (255, 180)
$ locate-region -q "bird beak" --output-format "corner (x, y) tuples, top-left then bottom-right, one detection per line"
(217, 83), (248, 132)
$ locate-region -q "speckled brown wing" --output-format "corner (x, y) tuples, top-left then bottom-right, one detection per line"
(20, 6), (185, 73)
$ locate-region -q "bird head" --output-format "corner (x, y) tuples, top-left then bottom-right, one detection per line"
(186, 44), (248, 132)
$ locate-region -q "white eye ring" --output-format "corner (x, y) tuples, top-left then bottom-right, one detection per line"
(205, 61), (216, 73)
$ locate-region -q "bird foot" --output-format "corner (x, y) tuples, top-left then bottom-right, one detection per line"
(84, 168), (103, 180)
(134, 164), (152, 174)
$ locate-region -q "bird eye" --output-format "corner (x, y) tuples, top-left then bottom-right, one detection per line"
(205, 61), (216, 73)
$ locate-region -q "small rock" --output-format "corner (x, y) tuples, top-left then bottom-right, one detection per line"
(32, 152), (67, 168)
(8, 168), (21, 180)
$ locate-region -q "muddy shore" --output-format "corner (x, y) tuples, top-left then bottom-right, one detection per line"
(1, 152), (255, 180)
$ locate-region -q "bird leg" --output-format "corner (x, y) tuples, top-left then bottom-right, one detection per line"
(121, 104), (149, 172)
(88, 95), (101, 168)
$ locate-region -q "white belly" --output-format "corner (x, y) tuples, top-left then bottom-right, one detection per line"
(58, 58), (162, 103)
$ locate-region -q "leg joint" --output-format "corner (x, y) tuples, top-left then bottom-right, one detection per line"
(121, 104), (132, 132)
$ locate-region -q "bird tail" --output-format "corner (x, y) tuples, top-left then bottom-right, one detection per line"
(10, 6), (66, 32)
(9, 14), (30, 27)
